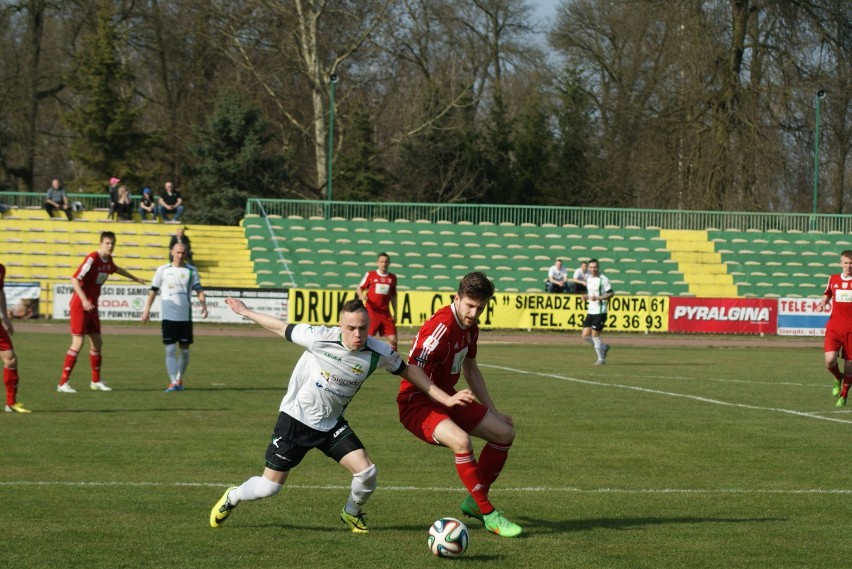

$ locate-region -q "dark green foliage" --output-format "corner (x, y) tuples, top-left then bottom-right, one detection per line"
(333, 103), (393, 201)
(61, 0), (150, 189)
(183, 90), (292, 225)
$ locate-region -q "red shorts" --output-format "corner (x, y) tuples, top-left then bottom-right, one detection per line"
(70, 305), (101, 336)
(0, 326), (12, 351)
(824, 329), (852, 360)
(397, 390), (489, 445)
(367, 308), (396, 337)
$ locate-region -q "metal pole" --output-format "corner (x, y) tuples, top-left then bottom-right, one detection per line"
(327, 74), (338, 206)
(812, 90), (825, 216)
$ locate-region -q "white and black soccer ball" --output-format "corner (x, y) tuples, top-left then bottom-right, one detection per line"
(427, 517), (469, 558)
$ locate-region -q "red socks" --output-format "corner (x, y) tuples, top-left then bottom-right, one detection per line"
(454, 453), (493, 514)
(60, 350), (79, 385)
(89, 350), (102, 382)
(841, 375), (852, 398)
(478, 442), (511, 489)
(3, 367), (19, 406)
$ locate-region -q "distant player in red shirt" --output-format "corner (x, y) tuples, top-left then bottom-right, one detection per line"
(398, 271), (522, 538)
(0, 263), (31, 413)
(357, 252), (398, 350)
(821, 250), (852, 406)
(57, 231), (146, 393)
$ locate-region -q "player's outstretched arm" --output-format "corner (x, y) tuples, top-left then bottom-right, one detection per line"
(224, 297), (286, 337)
(403, 364), (474, 408)
(115, 266), (146, 285)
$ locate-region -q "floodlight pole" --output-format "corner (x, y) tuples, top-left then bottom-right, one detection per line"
(812, 90), (825, 216)
(327, 74), (338, 212)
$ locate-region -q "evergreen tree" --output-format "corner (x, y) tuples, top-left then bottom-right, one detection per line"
(479, 96), (517, 204)
(513, 92), (561, 205)
(62, 0), (148, 188)
(334, 104), (392, 201)
(183, 90), (292, 226)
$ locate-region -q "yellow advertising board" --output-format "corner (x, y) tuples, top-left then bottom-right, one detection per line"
(290, 289), (668, 332)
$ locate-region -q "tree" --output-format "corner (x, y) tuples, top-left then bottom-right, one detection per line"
(61, 0), (149, 189)
(333, 102), (392, 201)
(183, 89), (292, 226)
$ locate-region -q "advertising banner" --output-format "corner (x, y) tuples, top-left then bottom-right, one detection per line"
(669, 297), (777, 335)
(52, 284), (288, 324)
(290, 288), (669, 332)
(5, 282), (40, 319)
(776, 297), (829, 336)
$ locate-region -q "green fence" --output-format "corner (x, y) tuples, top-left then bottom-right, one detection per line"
(246, 199), (852, 233)
(4, 191), (850, 232)
(0, 191), (131, 211)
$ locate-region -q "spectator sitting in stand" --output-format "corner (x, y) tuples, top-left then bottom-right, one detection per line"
(545, 259), (570, 293)
(571, 261), (589, 294)
(115, 185), (133, 221)
(138, 187), (157, 221)
(158, 181), (184, 223)
(44, 178), (73, 221)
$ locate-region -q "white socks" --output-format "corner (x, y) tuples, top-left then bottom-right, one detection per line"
(178, 348), (190, 379)
(345, 464), (378, 515)
(165, 344), (179, 381)
(230, 476), (282, 505)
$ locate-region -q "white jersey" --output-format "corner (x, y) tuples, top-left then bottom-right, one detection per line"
(585, 274), (613, 315)
(548, 265), (568, 282)
(150, 263), (202, 321)
(281, 323), (405, 431)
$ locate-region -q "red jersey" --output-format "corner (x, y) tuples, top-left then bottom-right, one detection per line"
(358, 270), (397, 313)
(71, 252), (117, 307)
(401, 303), (479, 396)
(824, 274), (852, 332)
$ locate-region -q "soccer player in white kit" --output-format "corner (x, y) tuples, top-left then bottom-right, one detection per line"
(140, 242), (208, 391)
(582, 259), (615, 365)
(209, 297), (474, 533)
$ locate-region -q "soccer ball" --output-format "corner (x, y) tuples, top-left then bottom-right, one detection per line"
(427, 517), (469, 558)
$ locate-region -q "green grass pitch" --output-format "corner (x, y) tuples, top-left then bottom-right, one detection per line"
(1, 328), (850, 568)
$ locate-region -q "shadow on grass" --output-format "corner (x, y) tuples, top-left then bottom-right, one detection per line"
(515, 515), (784, 533)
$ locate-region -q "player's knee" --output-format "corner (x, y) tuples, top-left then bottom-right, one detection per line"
(441, 432), (474, 454)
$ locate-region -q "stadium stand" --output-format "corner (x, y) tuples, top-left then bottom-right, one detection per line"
(243, 217), (835, 297)
(2, 203), (837, 311)
(1, 208), (255, 314)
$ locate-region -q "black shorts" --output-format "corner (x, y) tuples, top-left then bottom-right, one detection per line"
(264, 413), (364, 472)
(583, 313), (608, 331)
(161, 320), (193, 345)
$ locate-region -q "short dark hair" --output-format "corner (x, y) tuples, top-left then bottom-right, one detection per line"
(378, 252), (390, 261)
(341, 298), (367, 314)
(588, 258), (599, 266)
(100, 231), (116, 242)
(841, 250), (852, 260)
(458, 271), (494, 301)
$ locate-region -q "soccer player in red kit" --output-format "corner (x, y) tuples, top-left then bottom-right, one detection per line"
(821, 250), (852, 407)
(0, 263), (31, 413)
(398, 271), (522, 537)
(357, 252), (398, 350)
(57, 231), (146, 393)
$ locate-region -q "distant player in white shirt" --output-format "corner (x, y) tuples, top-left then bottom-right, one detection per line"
(209, 298), (473, 534)
(582, 259), (614, 365)
(140, 242), (208, 391)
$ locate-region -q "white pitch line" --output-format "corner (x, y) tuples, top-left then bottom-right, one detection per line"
(481, 364), (852, 425)
(2, 480), (851, 495)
